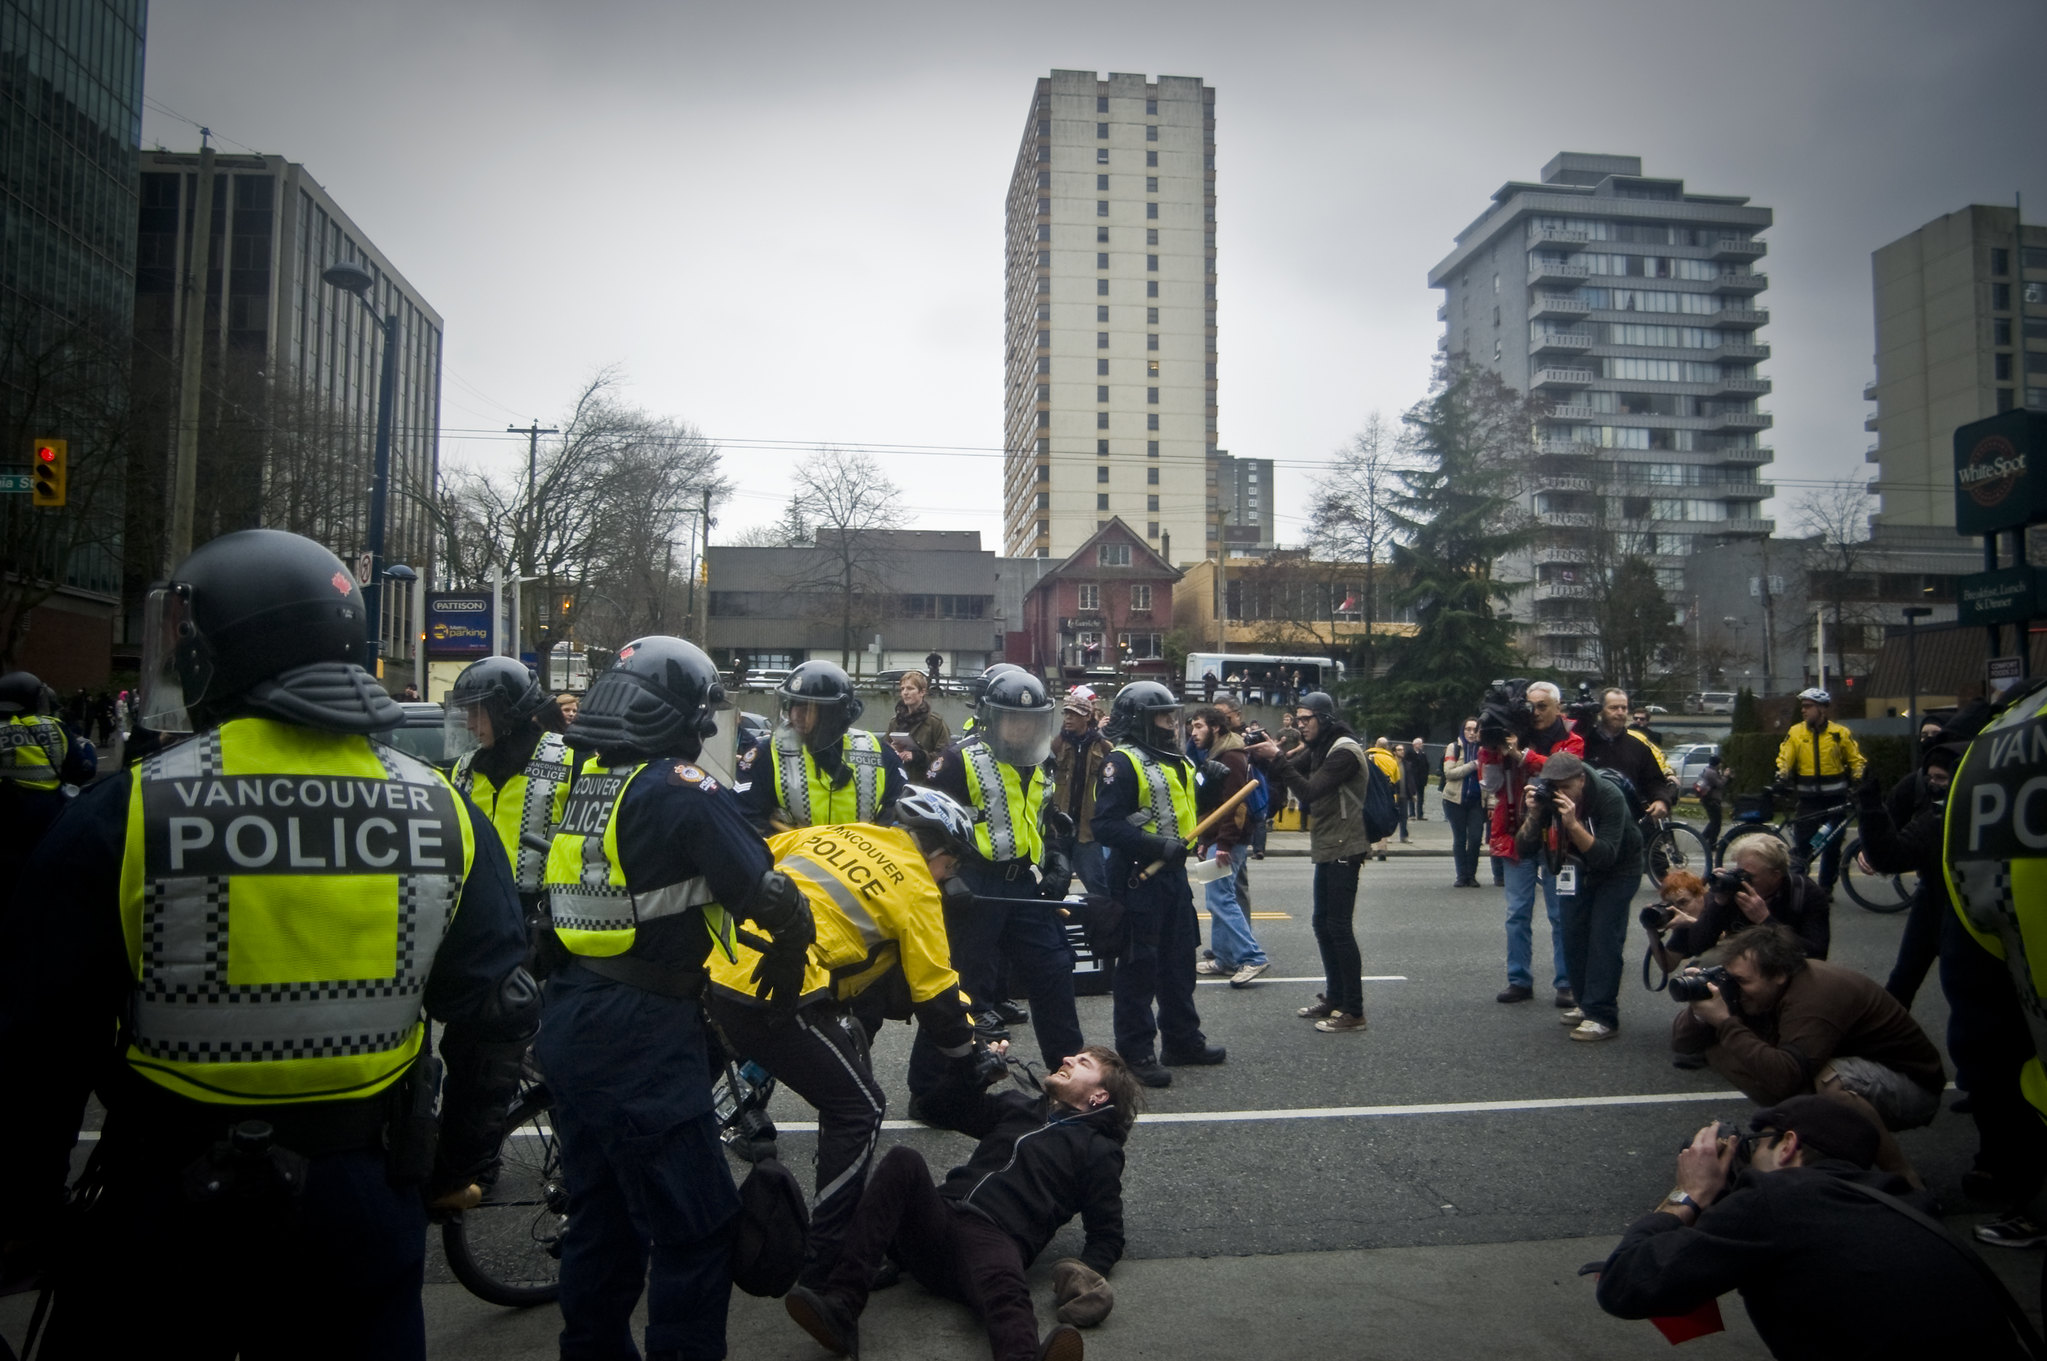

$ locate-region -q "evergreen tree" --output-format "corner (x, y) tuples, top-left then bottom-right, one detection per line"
(1377, 364), (1539, 734)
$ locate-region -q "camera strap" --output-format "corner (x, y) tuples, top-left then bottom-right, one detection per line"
(1642, 945), (1670, 993)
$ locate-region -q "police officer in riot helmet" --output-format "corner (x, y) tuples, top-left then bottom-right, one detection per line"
(735, 659), (905, 834)
(1093, 680), (1225, 1088)
(0, 528), (539, 1359)
(911, 665), (1085, 1104)
(538, 635), (816, 1360)
(0, 665), (97, 888)
(447, 655), (574, 914)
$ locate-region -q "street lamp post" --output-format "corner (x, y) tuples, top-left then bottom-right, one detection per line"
(384, 564), (420, 697)
(321, 260), (400, 672)
(1902, 606), (1934, 732)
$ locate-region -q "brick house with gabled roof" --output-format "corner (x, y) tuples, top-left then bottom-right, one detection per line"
(1019, 517), (1183, 683)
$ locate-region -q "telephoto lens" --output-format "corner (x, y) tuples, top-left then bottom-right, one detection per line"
(1668, 965), (1732, 1003)
(1640, 902), (1678, 932)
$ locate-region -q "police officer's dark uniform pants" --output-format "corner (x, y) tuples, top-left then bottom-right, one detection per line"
(536, 965), (740, 1361)
(1940, 914), (2047, 1201)
(710, 997), (886, 1289)
(1111, 872), (1207, 1061)
(41, 1139), (427, 1360)
(910, 861), (1082, 1097)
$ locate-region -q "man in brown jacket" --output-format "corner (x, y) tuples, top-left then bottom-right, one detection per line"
(1672, 922), (1944, 1182)
(1050, 693), (1110, 897)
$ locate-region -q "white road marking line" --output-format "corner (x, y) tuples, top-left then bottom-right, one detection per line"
(1197, 975), (1407, 984)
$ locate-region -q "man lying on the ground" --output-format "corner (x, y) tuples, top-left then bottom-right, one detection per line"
(783, 1043), (1139, 1361)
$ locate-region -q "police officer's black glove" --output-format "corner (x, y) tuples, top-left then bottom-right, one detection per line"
(1040, 847), (1074, 902)
(1201, 758), (1230, 788)
(746, 869), (816, 953)
(1142, 833), (1189, 867)
(1045, 808), (1076, 841)
(962, 1040), (1009, 1088)
(752, 937), (809, 1018)
(1075, 893), (1126, 960)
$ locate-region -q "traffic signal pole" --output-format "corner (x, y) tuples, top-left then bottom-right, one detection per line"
(167, 142), (216, 571)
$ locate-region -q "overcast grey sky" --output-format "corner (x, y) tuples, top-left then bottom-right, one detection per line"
(141, 0), (2047, 550)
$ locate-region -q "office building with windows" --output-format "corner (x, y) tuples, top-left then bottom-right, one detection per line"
(1214, 450), (1273, 552)
(1429, 152), (1776, 670)
(1865, 205), (2047, 529)
(130, 151), (442, 667)
(0, 0), (146, 685)
(1002, 70), (1218, 561)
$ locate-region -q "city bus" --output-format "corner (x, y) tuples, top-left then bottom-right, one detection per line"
(1182, 652), (1345, 701)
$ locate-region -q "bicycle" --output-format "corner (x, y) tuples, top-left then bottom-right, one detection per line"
(440, 1046), (778, 1308)
(1711, 795), (1912, 914)
(1640, 810), (1712, 889)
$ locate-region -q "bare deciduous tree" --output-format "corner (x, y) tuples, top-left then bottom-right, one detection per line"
(1308, 411), (1411, 678)
(768, 448), (905, 666)
(1795, 481), (1878, 687)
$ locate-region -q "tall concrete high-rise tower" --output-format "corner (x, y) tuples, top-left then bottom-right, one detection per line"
(1002, 70), (1217, 562)
(1429, 153), (1776, 671)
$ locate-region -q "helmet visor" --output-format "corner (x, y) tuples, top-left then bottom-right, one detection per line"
(1143, 706), (1186, 755)
(442, 699), (486, 763)
(138, 585), (200, 734)
(777, 694), (849, 753)
(983, 702), (1058, 767)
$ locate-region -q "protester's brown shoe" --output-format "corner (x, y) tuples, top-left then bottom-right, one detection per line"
(1037, 1323), (1085, 1361)
(1314, 1011), (1367, 1033)
(1297, 994), (1337, 1019)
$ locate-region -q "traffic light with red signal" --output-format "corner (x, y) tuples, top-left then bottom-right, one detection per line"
(30, 439), (66, 507)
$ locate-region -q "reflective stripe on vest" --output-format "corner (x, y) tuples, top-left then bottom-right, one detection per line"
(771, 729), (887, 828)
(118, 717), (477, 1105)
(1113, 744), (1197, 840)
(543, 759), (734, 962)
(455, 731), (573, 893)
(960, 740), (1046, 863)
(0, 715), (65, 790)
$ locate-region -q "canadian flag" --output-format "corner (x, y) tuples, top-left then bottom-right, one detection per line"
(1337, 593), (1357, 612)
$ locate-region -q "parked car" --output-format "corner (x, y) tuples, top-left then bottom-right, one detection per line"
(1669, 742), (1720, 791)
(1689, 691), (1737, 715)
(374, 701), (472, 771)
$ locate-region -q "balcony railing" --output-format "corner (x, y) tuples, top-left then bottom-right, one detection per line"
(1527, 225), (1590, 252)
(1862, 379), (1879, 402)
(1720, 445), (1773, 462)
(1717, 271), (1768, 294)
(1533, 581), (1595, 600)
(1529, 292), (1591, 318)
(1536, 435), (1594, 454)
(1532, 617), (1599, 636)
(1528, 261), (1589, 287)
(1711, 410), (1775, 431)
(1712, 237), (1767, 261)
(1530, 329), (1595, 354)
(1539, 403), (1595, 423)
(1711, 306), (1769, 330)
(1540, 512), (1599, 529)
(1716, 377), (1772, 395)
(1865, 442), (1881, 463)
(1532, 367), (1595, 390)
(1713, 341), (1770, 361)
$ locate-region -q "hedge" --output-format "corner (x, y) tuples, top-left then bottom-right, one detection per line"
(1715, 732), (1915, 801)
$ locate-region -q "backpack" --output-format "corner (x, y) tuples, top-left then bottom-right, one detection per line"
(1245, 765), (1271, 819)
(1359, 751), (1399, 842)
(729, 1153), (810, 1297)
(1593, 766), (1647, 822)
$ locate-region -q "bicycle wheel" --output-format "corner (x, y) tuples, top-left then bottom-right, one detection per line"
(1644, 821), (1712, 889)
(443, 1087), (566, 1307)
(1715, 823), (1788, 870)
(1840, 837), (1915, 914)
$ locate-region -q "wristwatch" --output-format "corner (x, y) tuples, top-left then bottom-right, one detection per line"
(1665, 1190), (1701, 1213)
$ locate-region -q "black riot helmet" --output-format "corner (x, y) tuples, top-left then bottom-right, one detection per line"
(976, 668), (1058, 766)
(568, 635), (727, 763)
(775, 660), (864, 753)
(448, 656), (546, 729)
(960, 662), (1023, 708)
(0, 670), (44, 715)
(139, 529), (400, 735)
(1104, 680), (1183, 755)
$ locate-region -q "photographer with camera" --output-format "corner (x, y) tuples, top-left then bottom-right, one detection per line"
(1476, 680), (1583, 1007)
(1594, 1097), (2035, 1359)
(1512, 752), (1641, 1042)
(1670, 923), (1943, 1184)
(1639, 869), (1709, 979)
(1573, 687), (1679, 822)
(1668, 837), (1830, 962)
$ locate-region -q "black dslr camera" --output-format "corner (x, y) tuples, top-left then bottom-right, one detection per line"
(1526, 776), (1558, 812)
(1640, 901), (1680, 933)
(1709, 866), (1753, 895)
(1668, 965), (1733, 1003)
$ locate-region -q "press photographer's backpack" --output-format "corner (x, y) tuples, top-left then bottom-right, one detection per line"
(1595, 767), (1648, 822)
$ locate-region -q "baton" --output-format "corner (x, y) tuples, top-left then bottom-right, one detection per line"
(1135, 779), (1257, 883)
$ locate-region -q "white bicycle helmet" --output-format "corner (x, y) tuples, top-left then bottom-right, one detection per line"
(892, 786), (975, 859)
(1796, 687), (1831, 706)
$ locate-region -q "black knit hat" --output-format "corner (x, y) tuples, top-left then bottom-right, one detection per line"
(1750, 1095), (1879, 1168)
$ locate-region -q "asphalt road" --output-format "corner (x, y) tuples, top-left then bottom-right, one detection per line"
(8, 815), (2039, 1359)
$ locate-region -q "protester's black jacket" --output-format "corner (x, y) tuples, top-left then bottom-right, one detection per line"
(1573, 719), (1679, 808)
(1596, 1160), (2026, 1359)
(922, 1079), (1127, 1276)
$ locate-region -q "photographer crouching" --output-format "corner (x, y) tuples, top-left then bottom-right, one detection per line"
(1646, 837), (1830, 970)
(1669, 923), (1944, 1185)
(1593, 1097), (2036, 1359)
(1514, 752), (1641, 1043)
